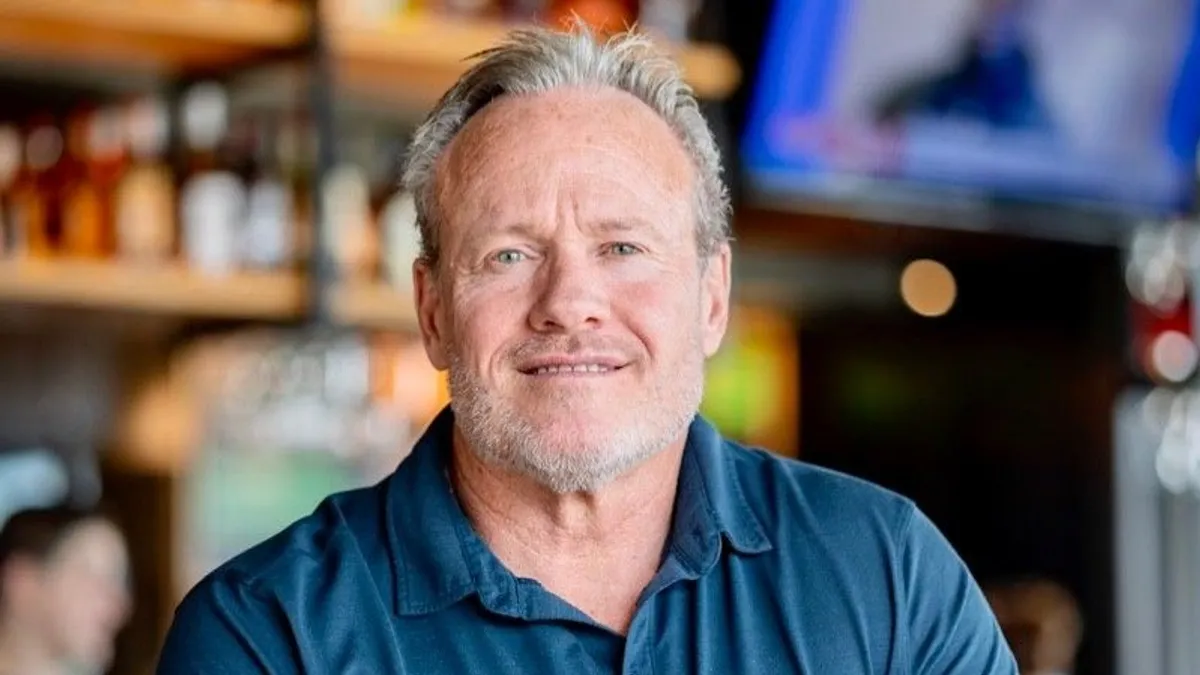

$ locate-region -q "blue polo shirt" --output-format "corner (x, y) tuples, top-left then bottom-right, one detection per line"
(158, 409), (1016, 674)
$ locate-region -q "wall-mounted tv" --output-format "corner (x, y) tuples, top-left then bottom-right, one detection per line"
(741, 0), (1200, 239)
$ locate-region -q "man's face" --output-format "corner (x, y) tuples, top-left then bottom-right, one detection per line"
(415, 87), (731, 493)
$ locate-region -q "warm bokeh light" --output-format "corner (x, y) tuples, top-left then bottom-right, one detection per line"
(900, 259), (956, 318)
(1148, 330), (1198, 384)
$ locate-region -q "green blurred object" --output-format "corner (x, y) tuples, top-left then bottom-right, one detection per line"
(185, 446), (362, 579)
(703, 333), (785, 443)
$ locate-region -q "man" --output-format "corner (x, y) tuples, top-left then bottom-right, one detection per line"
(158, 26), (1017, 674)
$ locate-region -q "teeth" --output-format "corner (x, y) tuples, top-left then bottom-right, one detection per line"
(533, 364), (611, 375)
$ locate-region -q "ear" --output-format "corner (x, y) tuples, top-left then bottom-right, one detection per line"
(701, 243), (732, 358)
(413, 259), (450, 371)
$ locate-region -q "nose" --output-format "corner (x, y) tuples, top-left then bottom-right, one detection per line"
(528, 252), (607, 333)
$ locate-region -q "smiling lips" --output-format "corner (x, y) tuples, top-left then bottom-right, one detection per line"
(517, 355), (628, 376)
(531, 363), (614, 375)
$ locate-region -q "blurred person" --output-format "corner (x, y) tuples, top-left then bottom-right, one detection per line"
(986, 579), (1083, 674)
(157, 25), (1017, 674)
(0, 506), (132, 675)
(875, 0), (1055, 132)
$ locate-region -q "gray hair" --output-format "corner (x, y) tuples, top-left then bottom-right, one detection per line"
(400, 25), (732, 267)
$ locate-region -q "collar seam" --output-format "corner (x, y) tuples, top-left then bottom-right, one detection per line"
(679, 446), (731, 572)
(395, 579), (476, 615)
(720, 444), (773, 553)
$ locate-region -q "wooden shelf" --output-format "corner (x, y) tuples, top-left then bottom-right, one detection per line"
(331, 278), (418, 330)
(0, 1), (738, 103)
(332, 15), (742, 107)
(0, 0), (308, 73)
(0, 260), (417, 330)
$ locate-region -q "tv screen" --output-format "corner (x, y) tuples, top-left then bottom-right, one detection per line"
(741, 0), (1200, 224)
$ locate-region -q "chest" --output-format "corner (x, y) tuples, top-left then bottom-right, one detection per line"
(289, 554), (902, 675)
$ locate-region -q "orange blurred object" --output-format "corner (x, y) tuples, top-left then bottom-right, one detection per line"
(545, 0), (636, 35)
(12, 114), (64, 258)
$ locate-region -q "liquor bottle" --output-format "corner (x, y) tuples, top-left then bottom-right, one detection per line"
(323, 163), (377, 282)
(62, 106), (126, 258)
(0, 124), (21, 257)
(89, 106), (131, 253)
(241, 115), (294, 271)
(115, 95), (177, 265)
(179, 82), (244, 276)
(379, 190), (420, 288)
(59, 108), (102, 258)
(11, 115), (65, 258)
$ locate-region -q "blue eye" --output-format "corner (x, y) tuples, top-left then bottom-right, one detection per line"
(493, 250), (526, 265)
(607, 242), (641, 256)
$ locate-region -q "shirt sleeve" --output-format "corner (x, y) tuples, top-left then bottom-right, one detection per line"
(156, 574), (301, 675)
(899, 507), (1019, 675)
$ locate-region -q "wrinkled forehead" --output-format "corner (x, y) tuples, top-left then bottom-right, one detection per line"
(433, 87), (696, 228)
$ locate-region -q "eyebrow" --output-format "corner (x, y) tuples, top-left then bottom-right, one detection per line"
(587, 218), (673, 242)
(470, 217), (661, 242)
(589, 219), (643, 235)
(459, 213), (674, 262)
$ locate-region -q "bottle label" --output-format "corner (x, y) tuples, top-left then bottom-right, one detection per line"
(323, 165), (375, 277)
(243, 179), (294, 269)
(62, 183), (105, 257)
(381, 190), (420, 286)
(117, 166), (176, 262)
(182, 172), (245, 275)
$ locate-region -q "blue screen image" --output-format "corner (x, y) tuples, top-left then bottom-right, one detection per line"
(741, 0), (1200, 216)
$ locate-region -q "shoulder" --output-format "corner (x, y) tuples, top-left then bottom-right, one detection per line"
(725, 439), (918, 541)
(720, 439), (925, 572)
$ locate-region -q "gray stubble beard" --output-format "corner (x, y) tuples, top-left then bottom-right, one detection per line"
(446, 336), (705, 494)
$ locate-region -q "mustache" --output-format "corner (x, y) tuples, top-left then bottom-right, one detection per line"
(505, 335), (635, 363)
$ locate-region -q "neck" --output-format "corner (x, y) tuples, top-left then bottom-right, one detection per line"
(450, 427), (685, 635)
(0, 619), (64, 675)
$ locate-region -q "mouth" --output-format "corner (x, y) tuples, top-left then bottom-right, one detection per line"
(522, 364), (625, 376)
(516, 357), (630, 377)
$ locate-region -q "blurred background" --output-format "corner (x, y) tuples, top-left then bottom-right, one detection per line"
(0, 0), (1195, 673)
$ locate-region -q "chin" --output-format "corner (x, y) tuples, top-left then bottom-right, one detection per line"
(523, 388), (621, 414)
(527, 409), (620, 438)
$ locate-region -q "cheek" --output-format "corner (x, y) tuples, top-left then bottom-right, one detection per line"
(450, 280), (528, 360)
(54, 583), (121, 637)
(614, 276), (700, 349)
(39, 581), (87, 638)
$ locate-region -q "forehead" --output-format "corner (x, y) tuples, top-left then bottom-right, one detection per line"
(434, 87), (695, 230)
(51, 521), (126, 569)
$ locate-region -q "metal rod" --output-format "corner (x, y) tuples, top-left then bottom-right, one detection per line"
(305, 0), (339, 327)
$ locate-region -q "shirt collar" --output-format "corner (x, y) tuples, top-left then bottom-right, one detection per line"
(666, 413), (772, 578)
(385, 406), (772, 616)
